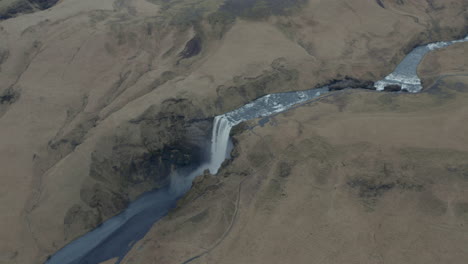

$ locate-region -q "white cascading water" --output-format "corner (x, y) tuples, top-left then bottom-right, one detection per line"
(208, 115), (234, 174)
(375, 35), (468, 92)
(46, 35), (468, 264)
(206, 34), (468, 175)
(170, 115), (234, 193)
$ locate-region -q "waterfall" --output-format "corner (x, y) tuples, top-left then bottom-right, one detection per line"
(202, 35), (468, 176)
(208, 115), (233, 174)
(45, 35), (468, 264)
(168, 115), (235, 194)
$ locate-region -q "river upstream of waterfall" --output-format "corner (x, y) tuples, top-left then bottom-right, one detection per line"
(45, 36), (468, 264)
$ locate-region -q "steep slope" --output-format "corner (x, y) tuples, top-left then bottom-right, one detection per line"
(0, 0), (466, 263)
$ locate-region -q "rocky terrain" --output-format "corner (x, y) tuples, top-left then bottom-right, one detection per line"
(0, 0), (466, 263)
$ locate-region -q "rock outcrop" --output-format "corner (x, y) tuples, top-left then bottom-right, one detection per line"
(383, 84), (403, 92)
(0, 0), (59, 20)
(327, 77), (375, 91)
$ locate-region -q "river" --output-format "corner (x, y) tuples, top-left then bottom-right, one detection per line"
(45, 35), (468, 264)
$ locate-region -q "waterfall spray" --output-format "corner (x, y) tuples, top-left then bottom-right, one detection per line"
(209, 115), (233, 174)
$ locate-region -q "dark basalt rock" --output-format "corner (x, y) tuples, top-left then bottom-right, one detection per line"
(383, 84), (402, 92)
(0, 1), (33, 20)
(179, 36), (202, 59)
(0, 88), (19, 104)
(29, 0), (59, 9)
(0, 93), (16, 104)
(327, 77), (376, 91)
(375, 0), (385, 8)
(0, 0), (59, 20)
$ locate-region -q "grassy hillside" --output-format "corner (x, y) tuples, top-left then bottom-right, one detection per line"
(0, 0), (466, 263)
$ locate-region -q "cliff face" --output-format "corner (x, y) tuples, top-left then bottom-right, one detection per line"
(0, 0), (467, 263)
(63, 99), (213, 240)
